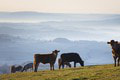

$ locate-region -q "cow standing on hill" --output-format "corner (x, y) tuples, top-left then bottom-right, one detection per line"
(22, 63), (33, 72)
(60, 53), (84, 68)
(10, 65), (23, 73)
(107, 40), (120, 67)
(33, 50), (60, 72)
(58, 58), (71, 69)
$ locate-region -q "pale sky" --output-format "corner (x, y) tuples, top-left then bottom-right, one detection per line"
(0, 0), (120, 13)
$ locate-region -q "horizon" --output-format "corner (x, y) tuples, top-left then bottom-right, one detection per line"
(0, 11), (120, 15)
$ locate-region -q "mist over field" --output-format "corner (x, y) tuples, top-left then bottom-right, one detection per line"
(0, 12), (120, 74)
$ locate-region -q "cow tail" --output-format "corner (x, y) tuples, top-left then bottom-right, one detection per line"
(33, 54), (36, 69)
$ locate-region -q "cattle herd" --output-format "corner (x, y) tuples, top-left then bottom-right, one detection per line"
(10, 40), (119, 73)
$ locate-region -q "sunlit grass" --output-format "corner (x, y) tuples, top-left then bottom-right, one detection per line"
(1, 64), (120, 80)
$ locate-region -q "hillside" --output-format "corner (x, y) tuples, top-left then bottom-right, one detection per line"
(1, 64), (120, 80)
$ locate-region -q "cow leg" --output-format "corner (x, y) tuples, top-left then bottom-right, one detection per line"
(25, 68), (28, 72)
(69, 64), (71, 68)
(117, 58), (120, 66)
(50, 63), (54, 70)
(34, 64), (37, 72)
(113, 56), (117, 67)
(59, 62), (62, 69)
(21, 67), (24, 72)
(74, 62), (76, 68)
(59, 63), (61, 69)
(62, 64), (64, 69)
(53, 64), (54, 70)
(34, 63), (39, 72)
(50, 63), (52, 70)
(61, 61), (64, 69)
(25, 69), (27, 72)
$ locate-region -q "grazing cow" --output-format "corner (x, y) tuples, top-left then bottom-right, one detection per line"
(22, 63), (33, 72)
(60, 53), (84, 68)
(58, 58), (71, 69)
(10, 65), (23, 73)
(107, 40), (120, 67)
(34, 50), (60, 72)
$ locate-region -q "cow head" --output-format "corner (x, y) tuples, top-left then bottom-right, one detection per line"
(11, 65), (16, 73)
(107, 40), (114, 44)
(81, 60), (84, 67)
(107, 40), (118, 45)
(52, 50), (60, 55)
(107, 40), (119, 50)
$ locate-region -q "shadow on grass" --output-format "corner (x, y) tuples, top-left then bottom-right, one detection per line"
(72, 77), (88, 80)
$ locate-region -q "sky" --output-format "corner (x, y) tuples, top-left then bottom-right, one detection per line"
(0, 0), (120, 13)
(0, 0), (120, 41)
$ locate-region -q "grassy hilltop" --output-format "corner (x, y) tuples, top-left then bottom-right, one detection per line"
(0, 64), (120, 80)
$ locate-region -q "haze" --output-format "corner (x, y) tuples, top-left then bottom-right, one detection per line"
(0, 0), (120, 14)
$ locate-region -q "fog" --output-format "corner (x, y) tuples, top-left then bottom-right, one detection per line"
(0, 12), (120, 41)
(0, 12), (119, 74)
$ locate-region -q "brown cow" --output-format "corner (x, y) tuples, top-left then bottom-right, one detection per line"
(107, 40), (120, 67)
(58, 58), (71, 69)
(34, 50), (60, 72)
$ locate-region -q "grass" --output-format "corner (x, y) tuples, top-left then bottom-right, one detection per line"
(1, 64), (120, 80)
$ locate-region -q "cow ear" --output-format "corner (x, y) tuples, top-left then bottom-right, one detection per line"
(116, 41), (118, 43)
(55, 50), (58, 52)
(56, 50), (60, 52)
(111, 40), (115, 43)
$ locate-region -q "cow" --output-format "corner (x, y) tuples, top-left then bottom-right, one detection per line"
(22, 63), (33, 72)
(60, 53), (84, 69)
(107, 40), (120, 67)
(10, 65), (23, 73)
(33, 50), (60, 72)
(58, 58), (71, 69)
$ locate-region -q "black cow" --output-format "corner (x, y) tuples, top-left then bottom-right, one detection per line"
(58, 58), (71, 69)
(22, 63), (33, 72)
(10, 65), (23, 73)
(60, 53), (84, 68)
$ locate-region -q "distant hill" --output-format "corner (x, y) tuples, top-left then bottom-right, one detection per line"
(53, 38), (71, 43)
(0, 36), (112, 65)
(0, 12), (120, 23)
(0, 34), (22, 43)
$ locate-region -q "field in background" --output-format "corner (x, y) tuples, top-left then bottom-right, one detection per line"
(1, 64), (120, 80)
